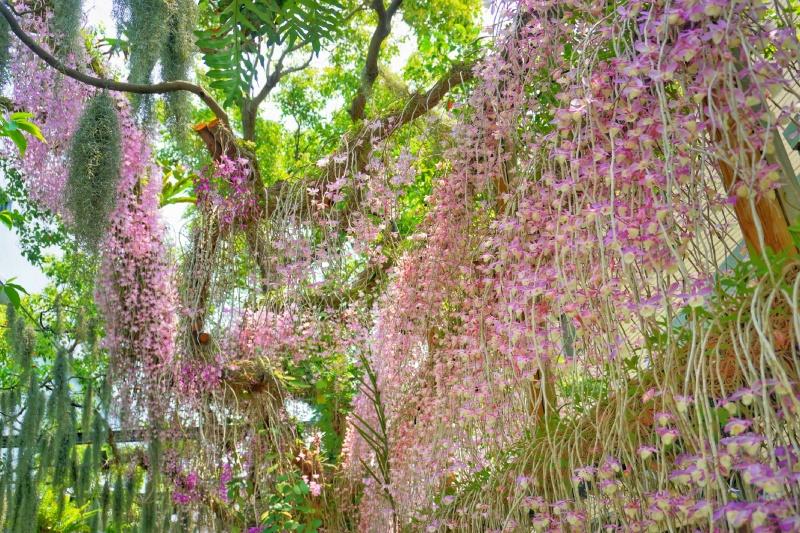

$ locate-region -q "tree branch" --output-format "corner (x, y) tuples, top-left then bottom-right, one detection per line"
(333, 60), (475, 181)
(247, 1), (366, 119)
(243, 48), (314, 140)
(374, 60), (474, 137)
(0, 1), (230, 127)
(239, 3), (368, 140)
(261, 59), (476, 222)
(348, 0), (403, 122)
(253, 50), (314, 109)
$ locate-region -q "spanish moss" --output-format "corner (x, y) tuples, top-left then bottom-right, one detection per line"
(65, 92), (122, 251)
(112, 0), (169, 118)
(0, 16), (11, 88)
(161, 0), (196, 139)
(51, 0), (83, 56)
(10, 375), (43, 533)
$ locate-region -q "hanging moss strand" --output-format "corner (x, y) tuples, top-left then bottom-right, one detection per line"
(11, 375), (44, 533)
(66, 92), (123, 251)
(161, 0), (196, 138)
(52, 0), (83, 56)
(0, 15), (11, 87)
(113, 0), (169, 118)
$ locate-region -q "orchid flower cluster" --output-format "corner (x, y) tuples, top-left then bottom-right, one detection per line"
(6, 17), (93, 218)
(87, 99), (178, 424)
(195, 154), (258, 228)
(3, 13), (177, 430)
(163, 451), (204, 506)
(7, 15), (177, 409)
(229, 307), (314, 362)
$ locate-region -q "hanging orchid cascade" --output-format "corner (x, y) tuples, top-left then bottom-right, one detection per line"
(7, 17), (93, 218)
(195, 154), (258, 227)
(7, 15), (176, 415)
(95, 103), (176, 387)
(342, 0), (800, 530)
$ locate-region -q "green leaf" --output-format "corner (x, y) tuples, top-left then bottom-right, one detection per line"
(160, 195), (196, 207)
(195, 37), (226, 49)
(196, 0), (346, 104)
(5, 128), (27, 156)
(9, 111), (34, 120)
(2, 282), (25, 308)
(204, 54), (236, 68)
(0, 210), (12, 230)
(14, 119), (46, 143)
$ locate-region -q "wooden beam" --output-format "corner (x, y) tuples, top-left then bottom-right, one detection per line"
(713, 117), (795, 256)
(716, 156), (794, 255)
